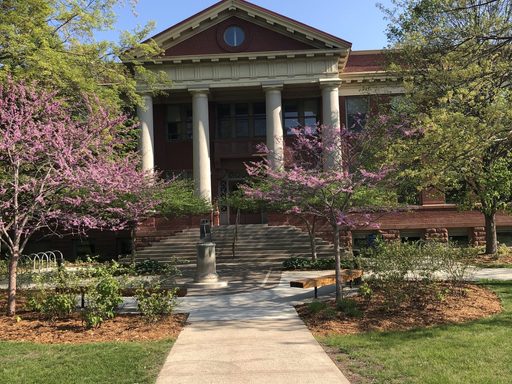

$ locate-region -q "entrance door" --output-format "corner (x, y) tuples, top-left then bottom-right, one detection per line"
(218, 177), (264, 225)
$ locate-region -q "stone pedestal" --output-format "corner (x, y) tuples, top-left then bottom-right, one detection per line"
(188, 242), (228, 289)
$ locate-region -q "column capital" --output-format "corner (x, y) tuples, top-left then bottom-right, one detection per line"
(319, 78), (342, 90)
(189, 85), (210, 95)
(261, 81), (284, 91)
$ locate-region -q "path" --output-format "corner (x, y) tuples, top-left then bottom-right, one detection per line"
(155, 271), (351, 384)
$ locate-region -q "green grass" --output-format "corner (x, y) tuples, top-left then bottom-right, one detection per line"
(0, 339), (174, 384)
(322, 281), (512, 384)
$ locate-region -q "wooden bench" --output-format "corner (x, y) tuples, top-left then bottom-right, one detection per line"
(290, 269), (363, 298)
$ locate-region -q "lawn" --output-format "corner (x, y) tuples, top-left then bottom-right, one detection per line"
(322, 281), (512, 384)
(0, 339), (174, 384)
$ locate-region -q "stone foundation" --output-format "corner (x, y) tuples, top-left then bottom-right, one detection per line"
(424, 228), (449, 242)
(470, 226), (486, 247)
(378, 229), (400, 241)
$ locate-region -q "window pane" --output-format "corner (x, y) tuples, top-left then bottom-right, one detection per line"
(254, 118), (266, 137)
(303, 100), (318, 117)
(235, 103), (249, 116)
(185, 106), (193, 139)
(235, 119), (249, 137)
(167, 105), (181, 122)
(224, 26), (245, 47)
(167, 122), (179, 141)
(346, 97), (369, 131)
(218, 119), (232, 139)
(253, 102), (265, 115)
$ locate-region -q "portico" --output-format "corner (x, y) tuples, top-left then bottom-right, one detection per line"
(137, 80), (345, 203)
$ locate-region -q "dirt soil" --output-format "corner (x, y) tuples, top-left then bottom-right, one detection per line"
(0, 291), (188, 344)
(473, 254), (512, 266)
(296, 283), (502, 336)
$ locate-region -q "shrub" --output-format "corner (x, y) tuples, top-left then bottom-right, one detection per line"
(362, 240), (475, 308)
(135, 284), (178, 323)
(118, 259), (181, 277)
(283, 257), (312, 270)
(82, 264), (123, 328)
(0, 259), (7, 278)
(358, 282), (373, 305)
(336, 298), (363, 318)
(307, 300), (328, 314)
(282, 256), (362, 271)
(28, 268), (79, 321)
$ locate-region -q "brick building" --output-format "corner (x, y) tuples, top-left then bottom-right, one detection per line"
(24, 0), (512, 259)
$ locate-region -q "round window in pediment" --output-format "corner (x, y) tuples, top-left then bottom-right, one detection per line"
(223, 25), (245, 47)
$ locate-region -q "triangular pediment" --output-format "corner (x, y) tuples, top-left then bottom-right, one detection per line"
(144, 0), (351, 60)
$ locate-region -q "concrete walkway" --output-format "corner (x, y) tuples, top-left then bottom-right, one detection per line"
(155, 271), (351, 384)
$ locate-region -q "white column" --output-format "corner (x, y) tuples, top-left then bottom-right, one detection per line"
(137, 94), (154, 173)
(191, 89), (212, 203)
(264, 84), (284, 170)
(320, 80), (342, 170)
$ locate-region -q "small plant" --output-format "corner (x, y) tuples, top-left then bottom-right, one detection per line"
(358, 282), (373, 305)
(283, 256), (362, 271)
(0, 258), (7, 277)
(28, 268), (79, 321)
(82, 264), (123, 328)
(283, 257), (312, 270)
(135, 283), (178, 323)
(363, 240), (475, 308)
(336, 298), (363, 318)
(307, 300), (328, 314)
(497, 243), (512, 258)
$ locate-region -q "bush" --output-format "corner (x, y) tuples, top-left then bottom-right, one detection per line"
(307, 300), (328, 314)
(0, 259), (7, 278)
(358, 282), (373, 305)
(282, 256), (362, 271)
(28, 268), (79, 321)
(362, 240), (476, 308)
(82, 264), (123, 328)
(118, 259), (181, 277)
(135, 284), (178, 323)
(336, 298), (363, 318)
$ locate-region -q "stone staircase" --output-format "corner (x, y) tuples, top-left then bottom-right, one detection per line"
(133, 224), (335, 265)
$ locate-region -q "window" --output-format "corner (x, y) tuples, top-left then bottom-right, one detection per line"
(116, 238), (132, 256)
(497, 228), (512, 247)
(352, 231), (378, 255)
(216, 102), (266, 139)
(283, 99), (319, 135)
(166, 104), (192, 141)
(223, 26), (245, 47)
(346, 96), (369, 131)
(400, 230), (424, 244)
(72, 239), (96, 260)
(448, 228), (470, 247)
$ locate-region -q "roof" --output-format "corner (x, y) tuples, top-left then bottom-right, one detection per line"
(144, 0), (352, 52)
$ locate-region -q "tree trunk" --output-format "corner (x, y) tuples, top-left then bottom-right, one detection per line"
(131, 225), (137, 263)
(303, 216), (317, 262)
(7, 247), (19, 316)
(333, 224), (343, 303)
(484, 212), (498, 255)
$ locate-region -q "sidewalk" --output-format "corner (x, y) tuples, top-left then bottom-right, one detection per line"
(155, 271), (351, 384)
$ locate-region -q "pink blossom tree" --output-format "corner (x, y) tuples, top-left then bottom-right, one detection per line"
(0, 79), (164, 315)
(243, 126), (389, 302)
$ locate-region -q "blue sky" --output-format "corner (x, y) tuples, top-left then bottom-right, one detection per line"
(100, 0), (395, 50)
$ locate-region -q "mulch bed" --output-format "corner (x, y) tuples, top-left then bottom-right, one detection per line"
(473, 254), (512, 266)
(0, 290), (188, 344)
(296, 283), (502, 336)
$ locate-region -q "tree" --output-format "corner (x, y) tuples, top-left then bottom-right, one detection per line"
(0, 79), (162, 315)
(0, 0), (165, 114)
(242, 126), (389, 302)
(382, 0), (512, 254)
